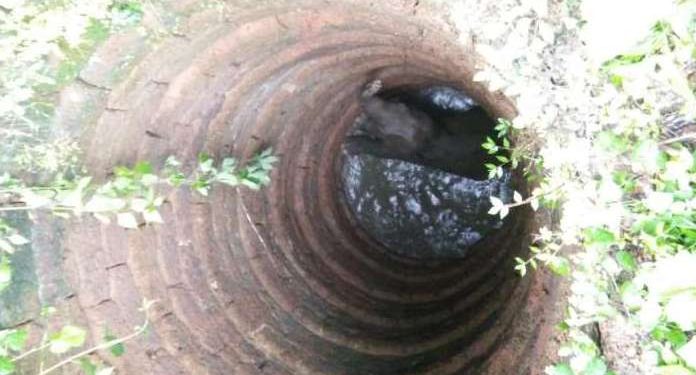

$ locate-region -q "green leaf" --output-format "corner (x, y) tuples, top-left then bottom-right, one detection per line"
(142, 209), (163, 224)
(140, 174), (158, 186)
(110, 341), (125, 357)
(0, 240), (13, 254)
(665, 292), (696, 331)
(601, 53), (645, 70)
(548, 256), (571, 277)
(583, 228), (616, 246)
(84, 195), (126, 212)
(6, 234), (28, 246)
(49, 325), (87, 354)
(116, 212), (139, 229)
(85, 18), (110, 43)
(0, 357), (14, 375)
(645, 253), (696, 302)
(216, 173), (240, 186)
(198, 154), (215, 174)
(259, 148), (273, 157)
(619, 281), (643, 309)
(197, 153), (211, 163)
(79, 357), (97, 375)
(220, 158), (237, 172)
(167, 172), (185, 187)
(3, 329), (27, 352)
(96, 368), (115, 375)
(608, 74), (623, 88)
(514, 263), (527, 277)
(133, 162), (153, 175)
(192, 178), (210, 196)
(582, 357), (607, 375)
(557, 321), (570, 331)
(677, 336), (696, 370)
(547, 363), (574, 375)
(632, 140), (660, 172)
(130, 198), (148, 213)
(60, 177), (93, 209)
(103, 333), (125, 357)
(240, 179), (261, 190)
(659, 326), (688, 348)
(164, 156), (181, 168)
(596, 131), (628, 153)
(0, 259), (11, 293)
(615, 251), (637, 271)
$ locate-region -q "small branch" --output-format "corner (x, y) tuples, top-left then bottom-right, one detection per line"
(11, 341), (51, 362)
(659, 132), (696, 146)
(504, 184), (564, 209)
(0, 205), (43, 212)
(38, 320), (149, 375)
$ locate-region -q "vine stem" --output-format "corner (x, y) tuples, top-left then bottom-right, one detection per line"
(0, 205), (43, 212)
(659, 132), (696, 146)
(0, 204), (74, 213)
(11, 341), (51, 362)
(503, 183), (565, 209)
(38, 320), (149, 375)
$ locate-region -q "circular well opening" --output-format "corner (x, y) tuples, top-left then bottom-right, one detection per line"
(65, 4), (562, 373)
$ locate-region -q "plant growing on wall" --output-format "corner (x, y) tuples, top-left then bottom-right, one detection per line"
(0, 1), (279, 373)
(471, 0), (696, 373)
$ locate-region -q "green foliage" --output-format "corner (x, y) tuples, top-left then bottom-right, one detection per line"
(582, 228), (615, 247)
(0, 149), (277, 229)
(49, 325), (86, 354)
(615, 250), (636, 271)
(79, 358), (98, 375)
(0, 2), (275, 374)
(547, 363), (573, 375)
(103, 331), (125, 357)
(0, 330), (27, 354)
(52, 18), (111, 88)
(0, 258), (11, 294)
(483, 118), (544, 181)
(0, 0), (149, 175)
(172, 148), (278, 196)
(0, 358), (14, 375)
(0, 149), (276, 371)
(0, 302), (152, 374)
(481, 1), (696, 373)
(109, 0), (144, 29)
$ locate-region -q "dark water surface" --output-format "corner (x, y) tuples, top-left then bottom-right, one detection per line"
(340, 86), (513, 259)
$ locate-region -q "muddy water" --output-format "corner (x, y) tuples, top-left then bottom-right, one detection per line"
(340, 87), (513, 259)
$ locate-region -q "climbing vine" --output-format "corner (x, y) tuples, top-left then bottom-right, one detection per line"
(0, 150), (277, 374)
(0, 1), (277, 373)
(469, 0), (696, 373)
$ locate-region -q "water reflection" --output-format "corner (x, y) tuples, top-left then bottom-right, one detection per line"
(340, 86), (513, 259)
(341, 153), (511, 258)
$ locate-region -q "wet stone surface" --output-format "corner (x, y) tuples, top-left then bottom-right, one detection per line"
(341, 86), (513, 259)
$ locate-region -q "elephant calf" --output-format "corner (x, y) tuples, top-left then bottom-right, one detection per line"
(344, 93), (497, 181)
